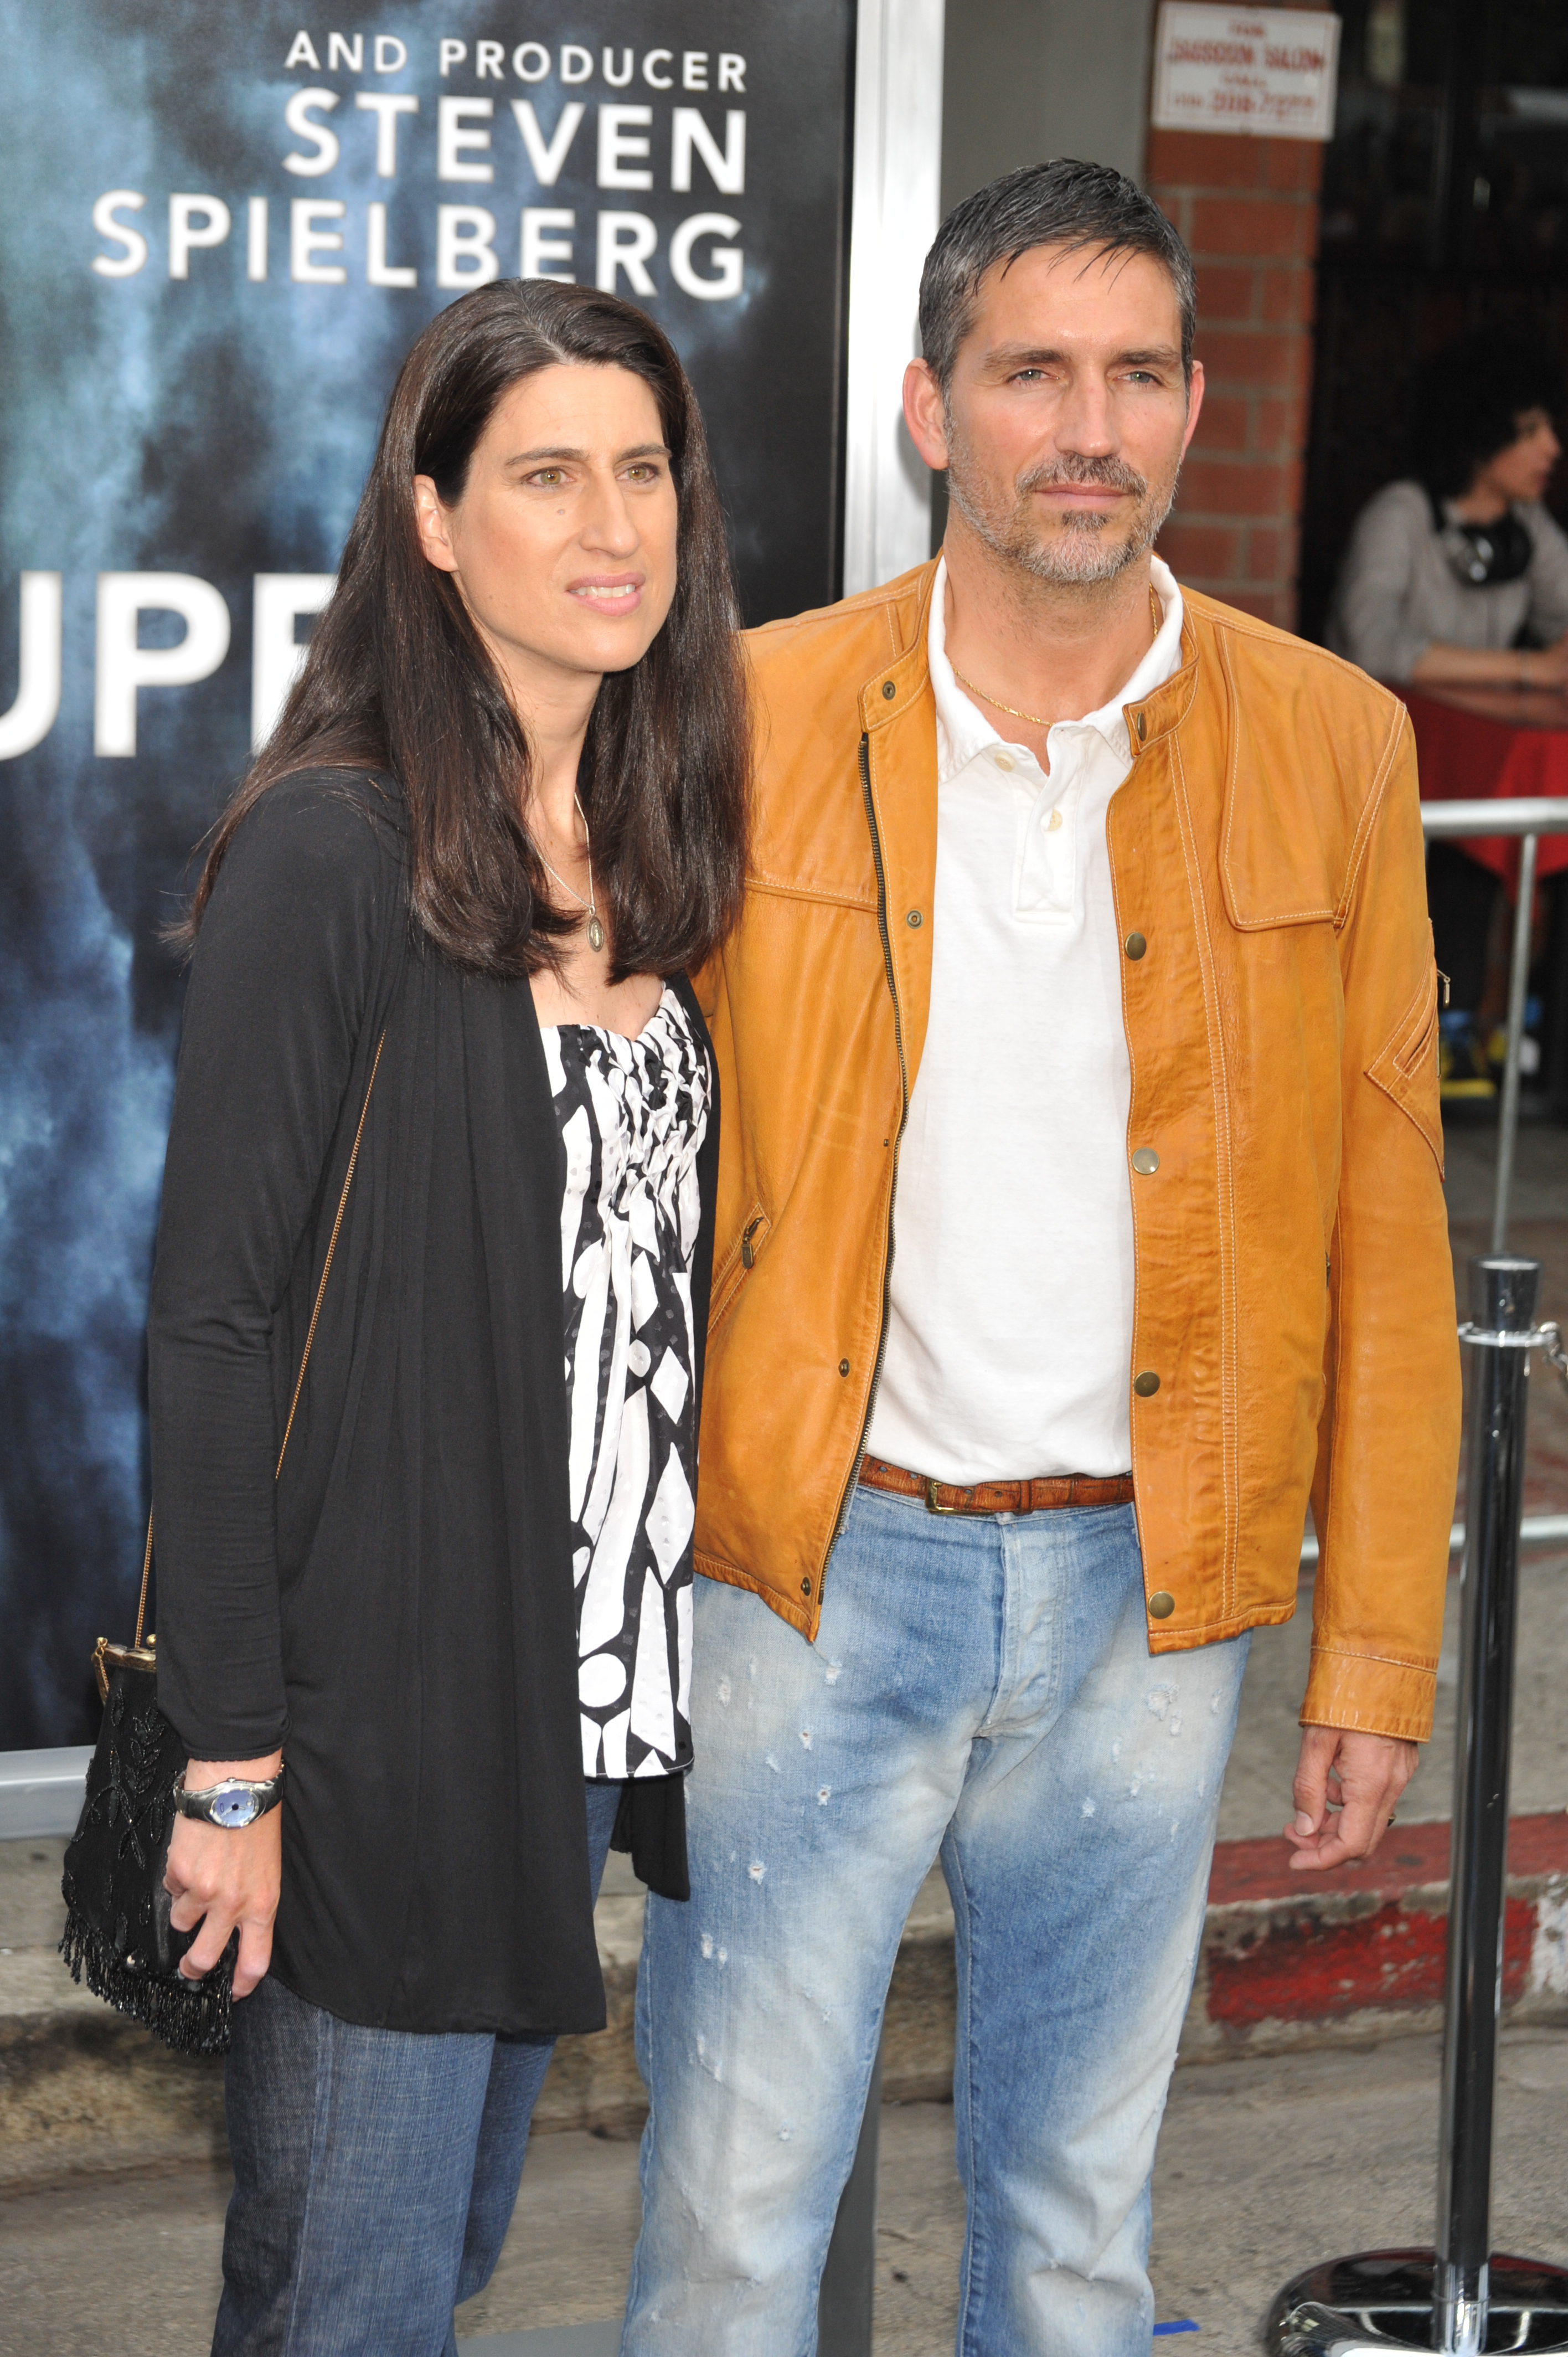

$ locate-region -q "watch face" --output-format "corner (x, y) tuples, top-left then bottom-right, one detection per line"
(210, 1786), (261, 1829)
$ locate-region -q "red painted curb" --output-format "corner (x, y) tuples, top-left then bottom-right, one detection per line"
(1189, 1812), (1568, 2046)
(1206, 1895), (1539, 2029)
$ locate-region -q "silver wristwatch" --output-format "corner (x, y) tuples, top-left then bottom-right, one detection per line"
(174, 1766), (285, 1829)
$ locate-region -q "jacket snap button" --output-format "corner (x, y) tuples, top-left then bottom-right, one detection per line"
(1125, 932), (1147, 960)
(1132, 1147), (1159, 1175)
(1134, 711), (1147, 740)
(1133, 1370), (1161, 1397)
(906, 909), (922, 928)
(801, 1577), (813, 1596)
(882, 681), (896, 700)
(838, 1358), (850, 1376)
(1148, 1590), (1175, 1618)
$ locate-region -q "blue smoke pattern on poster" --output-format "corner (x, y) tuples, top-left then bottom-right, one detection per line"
(0, 0), (852, 1744)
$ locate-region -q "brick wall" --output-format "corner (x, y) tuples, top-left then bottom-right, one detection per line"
(1148, 128), (1323, 632)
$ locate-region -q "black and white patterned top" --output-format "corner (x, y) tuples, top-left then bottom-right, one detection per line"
(543, 986), (710, 1781)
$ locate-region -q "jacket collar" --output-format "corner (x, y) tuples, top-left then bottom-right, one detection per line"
(1125, 612), (1200, 754)
(855, 555), (1202, 754)
(857, 559), (942, 734)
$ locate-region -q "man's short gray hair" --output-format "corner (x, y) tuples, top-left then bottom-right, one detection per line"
(919, 159), (1197, 396)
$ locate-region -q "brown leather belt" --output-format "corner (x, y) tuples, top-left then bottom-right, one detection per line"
(859, 1455), (1135, 1517)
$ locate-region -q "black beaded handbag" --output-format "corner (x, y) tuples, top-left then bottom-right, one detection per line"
(59, 1035), (384, 2055)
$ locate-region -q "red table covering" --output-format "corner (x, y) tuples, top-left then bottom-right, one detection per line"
(1398, 684), (1568, 893)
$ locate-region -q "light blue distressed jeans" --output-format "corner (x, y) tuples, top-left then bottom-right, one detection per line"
(622, 1486), (1249, 2357)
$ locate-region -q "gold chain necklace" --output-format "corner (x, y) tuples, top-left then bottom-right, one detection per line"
(535, 793), (605, 952)
(950, 665), (1052, 730)
(950, 591), (1164, 733)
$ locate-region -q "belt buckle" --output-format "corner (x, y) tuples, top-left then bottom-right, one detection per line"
(925, 1478), (960, 1515)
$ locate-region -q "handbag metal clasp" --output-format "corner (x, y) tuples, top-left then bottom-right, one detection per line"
(93, 1632), (157, 1704)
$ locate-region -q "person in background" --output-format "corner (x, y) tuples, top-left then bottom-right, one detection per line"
(1327, 333), (1567, 691)
(1327, 334), (1567, 1094)
(150, 280), (747, 2355)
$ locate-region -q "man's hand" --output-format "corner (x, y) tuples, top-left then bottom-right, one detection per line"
(1285, 1726), (1419, 1872)
(164, 1754), (282, 1999)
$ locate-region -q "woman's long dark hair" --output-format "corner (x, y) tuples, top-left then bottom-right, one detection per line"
(184, 280), (750, 977)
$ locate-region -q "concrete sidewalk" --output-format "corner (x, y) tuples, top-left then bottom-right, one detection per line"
(1, 2029), (1563, 2355)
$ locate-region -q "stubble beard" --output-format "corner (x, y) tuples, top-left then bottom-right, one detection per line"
(946, 428), (1181, 590)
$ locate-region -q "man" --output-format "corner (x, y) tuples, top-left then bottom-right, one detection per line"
(623, 161), (1459, 2353)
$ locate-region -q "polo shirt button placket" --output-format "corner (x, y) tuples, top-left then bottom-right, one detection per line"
(885, 553), (1185, 1543)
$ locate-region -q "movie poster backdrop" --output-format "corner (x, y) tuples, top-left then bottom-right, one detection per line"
(0, 1), (855, 1747)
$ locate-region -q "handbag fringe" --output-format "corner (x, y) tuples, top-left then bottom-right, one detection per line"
(59, 1912), (232, 2056)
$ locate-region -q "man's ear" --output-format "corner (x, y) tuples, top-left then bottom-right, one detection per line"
(902, 359), (951, 474)
(412, 475), (460, 574)
(1180, 361), (1205, 462)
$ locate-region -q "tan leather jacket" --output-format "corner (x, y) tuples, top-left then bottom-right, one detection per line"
(693, 559), (1461, 1743)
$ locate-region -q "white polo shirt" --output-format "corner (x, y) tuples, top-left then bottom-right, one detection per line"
(864, 555), (1185, 1485)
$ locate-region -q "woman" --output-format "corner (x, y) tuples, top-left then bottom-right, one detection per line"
(1327, 334), (1568, 1085)
(1327, 332), (1568, 690)
(148, 279), (748, 2353)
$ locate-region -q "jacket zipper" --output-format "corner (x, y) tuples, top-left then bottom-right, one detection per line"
(709, 1207), (770, 1328)
(819, 732), (911, 1590)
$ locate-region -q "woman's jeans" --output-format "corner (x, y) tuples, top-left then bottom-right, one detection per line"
(623, 1489), (1250, 2357)
(213, 1778), (623, 2357)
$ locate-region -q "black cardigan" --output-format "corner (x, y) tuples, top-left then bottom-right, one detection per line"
(148, 773), (716, 2035)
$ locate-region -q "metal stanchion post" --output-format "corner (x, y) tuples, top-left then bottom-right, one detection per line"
(1437, 1257), (1540, 2353)
(1266, 1258), (1568, 2357)
(817, 2038), (884, 2357)
(1492, 832), (1539, 1255)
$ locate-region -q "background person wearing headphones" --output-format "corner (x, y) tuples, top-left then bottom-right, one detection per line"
(1328, 334), (1568, 1097)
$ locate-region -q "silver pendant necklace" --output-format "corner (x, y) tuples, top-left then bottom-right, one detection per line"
(536, 793), (605, 952)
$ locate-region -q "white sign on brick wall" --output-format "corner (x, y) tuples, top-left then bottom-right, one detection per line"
(1151, 4), (1342, 140)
